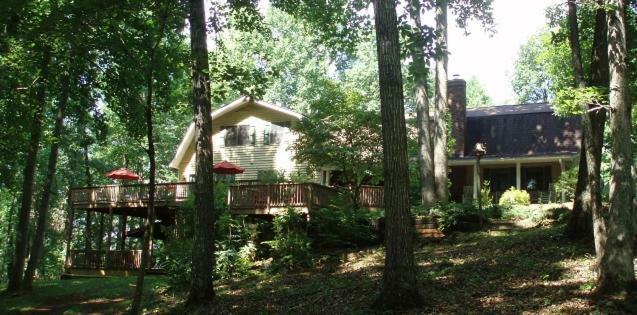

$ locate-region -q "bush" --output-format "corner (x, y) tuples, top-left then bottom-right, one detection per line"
(501, 204), (570, 223)
(163, 238), (193, 289)
(499, 187), (531, 206)
(554, 167), (577, 201)
(215, 240), (256, 279)
(429, 202), (482, 232)
(264, 207), (313, 270)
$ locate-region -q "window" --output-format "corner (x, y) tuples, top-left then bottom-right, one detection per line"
(223, 125), (255, 146)
(264, 121), (291, 145)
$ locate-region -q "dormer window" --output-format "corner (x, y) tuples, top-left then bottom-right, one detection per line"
(264, 121), (291, 145)
(223, 125), (255, 147)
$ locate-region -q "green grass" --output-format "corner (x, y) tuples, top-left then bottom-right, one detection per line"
(0, 276), (167, 314)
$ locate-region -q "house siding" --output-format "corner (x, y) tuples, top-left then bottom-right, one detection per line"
(177, 104), (319, 182)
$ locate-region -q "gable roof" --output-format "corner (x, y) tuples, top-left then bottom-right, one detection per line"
(169, 97), (302, 169)
(457, 103), (582, 159)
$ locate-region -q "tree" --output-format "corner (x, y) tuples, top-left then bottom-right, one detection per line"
(371, 0), (422, 309)
(562, 0), (608, 241)
(433, 0), (449, 203)
(594, 0), (635, 293)
(292, 81), (383, 207)
(406, 0), (436, 208)
(188, 0), (216, 304)
(466, 76), (493, 108)
(512, 34), (554, 103)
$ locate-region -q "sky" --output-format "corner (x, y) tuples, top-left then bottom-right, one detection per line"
(447, 0), (559, 105)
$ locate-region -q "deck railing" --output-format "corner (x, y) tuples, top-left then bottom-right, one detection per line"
(70, 182), (191, 208)
(67, 250), (149, 270)
(228, 183), (383, 212)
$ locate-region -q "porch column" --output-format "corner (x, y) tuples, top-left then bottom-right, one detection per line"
(516, 162), (521, 190)
(559, 158), (566, 203)
(473, 162), (479, 199)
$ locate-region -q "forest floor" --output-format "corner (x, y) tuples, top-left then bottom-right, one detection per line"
(1, 220), (636, 314)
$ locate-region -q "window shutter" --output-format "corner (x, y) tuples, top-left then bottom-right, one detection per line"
(250, 125), (256, 145)
(264, 123), (271, 145)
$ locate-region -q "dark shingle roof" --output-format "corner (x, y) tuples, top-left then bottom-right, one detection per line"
(457, 103), (582, 159)
(466, 103), (553, 117)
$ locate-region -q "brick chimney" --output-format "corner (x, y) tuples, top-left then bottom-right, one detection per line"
(448, 75), (467, 157)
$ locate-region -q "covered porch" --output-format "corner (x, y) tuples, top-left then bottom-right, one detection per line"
(449, 155), (574, 204)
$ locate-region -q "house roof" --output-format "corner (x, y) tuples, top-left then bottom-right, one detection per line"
(456, 103), (582, 159)
(466, 103), (553, 117)
(169, 97), (303, 169)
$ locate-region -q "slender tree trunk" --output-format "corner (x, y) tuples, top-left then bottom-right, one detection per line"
(372, 0), (421, 309)
(130, 53), (158, 315)
(433, 0), (449, 203)
(106, 212), (113, 252)
(408, 0), (435, 208)
(594, 0), (635, 293)
(7, 47), (51, 292)
(119, 215), (127, 250)
(83, 144), (93, 250)
(188, 0), (216, 304)
(64, 193), (75, 269)
(97, 213), (105, 252)
(22, 71), (70, 290)
(4, 194), (17, 281)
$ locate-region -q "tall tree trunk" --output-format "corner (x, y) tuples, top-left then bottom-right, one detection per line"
(119, 215), (127, 250)
(130, 54), (158, 315)
(7, 47), (51, 292)
(188, 0), (216, 304)
(433, 0), (449, 203)
(4, 194), (17, 281)
(566, 0), (608, 241)
(97, 213), (105, 252)
(408, 0), (435, 208)
(595, 0), (635, 293)
(83, 144), (93, 250)
(22, 71), (70, 290)
(372, 0), (421, 309)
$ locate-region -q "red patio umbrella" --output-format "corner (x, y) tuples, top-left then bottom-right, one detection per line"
(213, 160), (245, 175)
(105, 167), (140, 180)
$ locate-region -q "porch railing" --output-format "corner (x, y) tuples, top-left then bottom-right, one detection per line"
(67, 249), (151, 270)
(70, 182), (191, 208)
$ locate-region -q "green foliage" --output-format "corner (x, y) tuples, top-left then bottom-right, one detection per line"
(500, 204), (570, 223)
(264, 207), (312, 270)
(257, 170), (286, 184)
(553, 86), (607, 117)
(215, 240), (255, 280)
(466, 76), (493, 108)
(292, 81), (383, 187)
(162, 238), (193, 289)
(428, 202), (500, 232)
(309, 191), (379, 248)
(499, 187), (531, 206)
(554, 166), (578, 201)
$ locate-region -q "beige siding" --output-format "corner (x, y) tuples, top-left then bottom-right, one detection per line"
(178, 104), (320, 183)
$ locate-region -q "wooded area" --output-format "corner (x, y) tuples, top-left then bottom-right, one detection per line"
(1, 0), (636, 313)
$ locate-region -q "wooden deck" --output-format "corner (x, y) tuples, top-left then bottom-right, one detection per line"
(69, 182), (384, 216)
(65, 249), (164, 274)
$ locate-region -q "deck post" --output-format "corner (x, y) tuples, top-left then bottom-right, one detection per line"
(558, 158), (566, 203)
(64, 190), (74, 270)
(266, 184), (271, 213)
(307, 184), (313, 214)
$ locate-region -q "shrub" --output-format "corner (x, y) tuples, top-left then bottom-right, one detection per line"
(163, 238), (193, 289)
(264, 207), (312, 270)
(501, 204), (570, 223)
(554, 167), (577, 201)
(429, 202), (482, 232)
(215, 240), (256, 279)
(498, 187), (531, 206)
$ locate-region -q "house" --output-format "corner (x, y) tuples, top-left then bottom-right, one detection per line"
(169, 96), (326, 184)
(445, 78), (582, 203)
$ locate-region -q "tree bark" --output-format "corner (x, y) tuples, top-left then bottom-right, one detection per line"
(408, 0), (435, 208)
(372, 0), (422, 309)
(4, 194), (17, 281)
(22, 71), (70, 290)
(118, 215), (127, 250)
(97, 213), (105, 252)
(130, 51), (158, 315)
(594, 0), (635, 293)
(7, 47), (51, 292)
(83, 144), (93, 250)
(433, 0), (449, 203)
(188, 0), (216, 304)
(565, 0), (608, 241)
